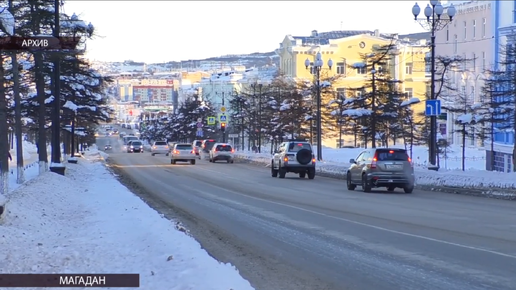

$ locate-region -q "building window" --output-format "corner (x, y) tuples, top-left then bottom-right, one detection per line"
(472, 53), (476, 71)
(336, 62), (346, 74)
(482, 51), (486, 70)
(405, 88), (413, 99)
(336, 88), (346, 99)
(472, 19), (476, 38)
(356, 66), (366, 74)
(463, 21), (467, 39)
(454, 34), (458, 54)
(446, 26), (449, 41)
(482, 18), (486, 37)
(405, 63), (413, 74)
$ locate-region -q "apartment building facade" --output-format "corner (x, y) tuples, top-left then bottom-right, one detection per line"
(434, 1), (495, 146)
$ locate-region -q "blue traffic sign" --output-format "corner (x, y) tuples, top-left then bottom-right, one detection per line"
(219, 114), (227, 122)
(425, 100), (441, 116)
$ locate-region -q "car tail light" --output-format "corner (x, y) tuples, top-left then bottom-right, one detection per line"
(173, 150), (179, 154)
(312, 158), (316, 163)
(408, 157), (414, 167)
(190, 150), (195, 154)
(283, 157), (288, 162)
(371, 153), (378, 169)
(153, 146), (156, 149)
(231, 149), (235, 153)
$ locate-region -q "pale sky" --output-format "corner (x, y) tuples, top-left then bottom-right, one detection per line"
(63, 1), (427, 63)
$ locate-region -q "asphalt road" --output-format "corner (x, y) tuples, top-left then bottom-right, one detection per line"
(98, 135), (516, 290)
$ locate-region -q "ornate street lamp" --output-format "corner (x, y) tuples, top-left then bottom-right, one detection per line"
(412, 1), (456, 170)
(305, 52), (333, 161)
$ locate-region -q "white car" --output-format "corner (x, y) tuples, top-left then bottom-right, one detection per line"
(151, 141), (169, 156)
(170, 143), (196, 165)
(209, 143), (234, 163)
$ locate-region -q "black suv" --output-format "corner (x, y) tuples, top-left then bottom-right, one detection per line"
(271, 140), (316, 179)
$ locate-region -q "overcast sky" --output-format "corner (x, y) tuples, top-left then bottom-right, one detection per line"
(63, 1), (428, 63)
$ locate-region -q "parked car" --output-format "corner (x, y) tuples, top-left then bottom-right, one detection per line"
(199, 139), (217, 160)
(346, 148), (414, 193)
(151, 141), (169, 156)
(209, 143), (234, 163)
(126, 140), (144, 153)
(170, 143), (196, 165)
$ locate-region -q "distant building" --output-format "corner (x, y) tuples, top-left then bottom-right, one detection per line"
(435, 1), (495, 147)
(276, 29), (430, 148)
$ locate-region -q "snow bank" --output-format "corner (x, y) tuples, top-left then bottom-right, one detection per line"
(0, 151), (254, 290)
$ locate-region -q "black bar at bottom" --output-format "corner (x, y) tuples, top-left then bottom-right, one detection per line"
(0, 274), (140, 287)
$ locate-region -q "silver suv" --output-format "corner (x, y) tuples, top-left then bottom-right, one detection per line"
(346, 148), (415, 193)
(271, 140), (316, 179)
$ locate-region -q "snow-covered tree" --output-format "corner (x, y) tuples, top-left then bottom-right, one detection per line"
(174, 96), (216, 142)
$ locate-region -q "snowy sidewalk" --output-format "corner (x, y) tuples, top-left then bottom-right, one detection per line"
(0, 152), (254, 290)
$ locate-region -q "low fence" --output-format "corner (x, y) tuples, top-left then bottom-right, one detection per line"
(9, 160), (39, 175)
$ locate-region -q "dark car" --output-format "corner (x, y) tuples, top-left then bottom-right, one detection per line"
(104, 144), (112, 150)
(127, 140), (144, 153)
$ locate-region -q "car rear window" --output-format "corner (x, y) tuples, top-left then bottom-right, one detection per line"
(132, 141), (142, 146)
(194, 141), (202, 147)
(288, 143), (311, 152)
(176, 144), (192, 150)
(216, 145), (232, 151)
(203, 141), (217, 150)
(376, 150), (409, 161)
(127, 136), (138, 140)
(155, 141), (167, 145)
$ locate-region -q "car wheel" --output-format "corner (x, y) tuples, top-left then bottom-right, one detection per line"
(271, 162), (278, 177)
(346, 172), (356, 190)
(403, 185), (414, 193)
(362, 174), (372, 192)
(190, 160), (196, 165)
(226, 160), (230, 163)
(307, 168), (315, 179)
(387, 186), (396, 192)
(278, 166), (286, 179)
(299, 172), (306, 178)
(171, 160), (176, 165)
(166, 153), (169, 156)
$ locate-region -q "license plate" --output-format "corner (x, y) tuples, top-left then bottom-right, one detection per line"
(387, 165), (403, 170)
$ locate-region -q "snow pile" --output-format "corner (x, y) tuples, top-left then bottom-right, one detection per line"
(8, 161), (40, 193)
(0, 154), (254, 290)
(9, 140), (38, 161)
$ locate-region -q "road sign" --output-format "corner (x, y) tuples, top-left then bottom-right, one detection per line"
(197, 122), (202, 128)
(197, 118), (202, 122)
(425, 100), (441, 116)
(220, 106), (226, 113)
(219, 114), (227, 122)
(207, 116), (216, 125)
(196, 129), (203, 137)
(228, 134), (239, 138)
(129, 110), (133, 116)
(197, 127), (202, 131)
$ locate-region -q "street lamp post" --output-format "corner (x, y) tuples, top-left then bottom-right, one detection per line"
(412, 1), (456, 169)
(305, 52), (333, 161)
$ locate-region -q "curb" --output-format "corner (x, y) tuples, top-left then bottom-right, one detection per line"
(234, 156), (516, 201)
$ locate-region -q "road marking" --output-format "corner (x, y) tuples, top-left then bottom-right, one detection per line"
(204, 182), (516, 260)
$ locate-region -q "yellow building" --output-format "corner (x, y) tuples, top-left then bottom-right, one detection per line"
(276, 30), (430, 148)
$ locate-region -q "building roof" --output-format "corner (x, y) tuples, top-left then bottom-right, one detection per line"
(292, 30), (374, 45)
(398, 32), (431, 41)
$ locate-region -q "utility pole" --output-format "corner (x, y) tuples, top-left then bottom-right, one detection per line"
(8, 0), (24, 184)
(257, 84), (262, 153)
(49, 0), (64, 175)
(371, 62), (377, 148)
(221, 91), (226, 143)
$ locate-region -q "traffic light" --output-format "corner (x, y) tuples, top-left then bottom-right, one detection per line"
(220, 123), (226, 132)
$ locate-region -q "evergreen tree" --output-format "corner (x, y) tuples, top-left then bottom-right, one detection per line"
(175, 96), (216, 142)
